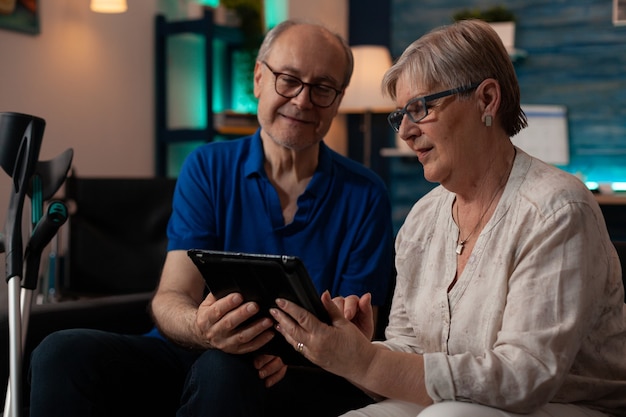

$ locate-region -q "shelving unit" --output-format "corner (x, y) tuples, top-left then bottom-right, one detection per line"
(154, 8), (252, 177)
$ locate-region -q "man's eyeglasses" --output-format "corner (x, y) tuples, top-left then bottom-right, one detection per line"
(387, 83), (481, 132)
(261, 61), (342, 108)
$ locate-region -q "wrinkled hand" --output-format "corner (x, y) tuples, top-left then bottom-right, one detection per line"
(270, 291), (377, 380)
(195, 292), (275, 354)
(254, 354), (288, 387)
(331, 293), (375, 340)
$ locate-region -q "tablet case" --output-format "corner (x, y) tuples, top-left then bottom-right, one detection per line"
(187, 249), (331, 365)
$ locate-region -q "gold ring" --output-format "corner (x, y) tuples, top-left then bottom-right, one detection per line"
(296, 342), (304, 354)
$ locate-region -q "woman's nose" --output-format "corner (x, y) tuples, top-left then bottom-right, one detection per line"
(399, 114), (421, 139)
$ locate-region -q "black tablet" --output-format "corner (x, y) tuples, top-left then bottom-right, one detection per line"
(187, 249), (331, 364)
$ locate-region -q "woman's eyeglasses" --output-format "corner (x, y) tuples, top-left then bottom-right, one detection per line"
(387, 83), (481, 132)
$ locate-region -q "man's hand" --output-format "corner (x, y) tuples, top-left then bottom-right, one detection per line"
(254, 354), (288, 387)
(195, 292), (276, 354)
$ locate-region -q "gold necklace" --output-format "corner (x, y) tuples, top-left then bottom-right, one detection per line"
(455, 149), (516, 255)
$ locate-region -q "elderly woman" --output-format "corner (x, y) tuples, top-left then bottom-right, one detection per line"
(270, 19), (626, 417)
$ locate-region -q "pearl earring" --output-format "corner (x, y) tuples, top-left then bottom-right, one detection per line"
(484, 115), (492, 127)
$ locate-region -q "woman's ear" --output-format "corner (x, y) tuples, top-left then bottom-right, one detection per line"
(477, 78), (501, 120)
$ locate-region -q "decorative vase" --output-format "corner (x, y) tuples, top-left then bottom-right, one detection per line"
(489, 21), (516, 53)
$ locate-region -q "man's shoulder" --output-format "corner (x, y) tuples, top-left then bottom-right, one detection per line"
(193, 135), (254, 156)
(323, 145), (388, 191)
(183, 135), (257, 171)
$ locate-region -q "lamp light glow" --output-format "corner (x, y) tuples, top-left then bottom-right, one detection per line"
(339, 45), (394, 167)
(90, 0), (127, 13)
(340, 45), (395, 113)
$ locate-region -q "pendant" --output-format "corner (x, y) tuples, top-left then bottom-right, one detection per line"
(455, 242), (464, 255)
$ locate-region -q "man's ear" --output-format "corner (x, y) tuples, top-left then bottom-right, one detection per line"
(253, 61), (263, 98)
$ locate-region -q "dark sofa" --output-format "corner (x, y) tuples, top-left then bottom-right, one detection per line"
(0, 176), (175, 413)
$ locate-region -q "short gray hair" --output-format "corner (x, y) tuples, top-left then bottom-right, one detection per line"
(382, 19), (527, 136)
(256, 20), (354, 89)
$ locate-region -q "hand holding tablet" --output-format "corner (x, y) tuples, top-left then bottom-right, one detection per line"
(187, 249), (330, 365)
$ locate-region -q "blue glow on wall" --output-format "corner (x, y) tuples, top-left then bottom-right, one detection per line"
(263, 0), (288, 29)
(391, 0), (626, 184)
(166, 34), (207, 129)
(386, 0), (626, 233)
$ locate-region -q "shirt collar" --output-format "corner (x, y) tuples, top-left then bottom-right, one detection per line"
(243, 129), (264, 178)
(243, 129), (334, 185)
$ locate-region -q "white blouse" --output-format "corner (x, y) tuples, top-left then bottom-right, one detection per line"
(382, 148), (626, 416)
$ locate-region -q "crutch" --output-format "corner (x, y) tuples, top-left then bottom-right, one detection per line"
(0, 112), (45, 417)
(2, 149), (73, 417)
(1, 112), (72, 417)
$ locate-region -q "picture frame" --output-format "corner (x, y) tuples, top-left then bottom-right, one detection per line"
(0, 0), (39, 35)
(614, 0), (626, 26)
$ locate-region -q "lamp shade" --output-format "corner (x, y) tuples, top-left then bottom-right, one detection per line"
(90, 0), (127, 13)
(340, 45), (395, 113)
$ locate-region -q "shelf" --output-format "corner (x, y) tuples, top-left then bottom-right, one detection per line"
(155, 8), (247, 177)
(216, 126), (258, 136)
(380, 147), (416, 157)
(595, 193), (626, 205)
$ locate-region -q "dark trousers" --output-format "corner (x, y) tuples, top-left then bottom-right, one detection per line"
(28, 328), (373, 417)
(28, 329), (198, 417)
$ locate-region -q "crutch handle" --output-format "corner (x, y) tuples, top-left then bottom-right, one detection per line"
(23, 201), (68, 290)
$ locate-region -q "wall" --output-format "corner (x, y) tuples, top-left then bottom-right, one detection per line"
(385, 0), (626, 232)
(0, 0), (159, 307)
(0, 1), (159, 178)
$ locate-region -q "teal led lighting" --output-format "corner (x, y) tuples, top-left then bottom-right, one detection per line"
(611, 182), (626, 192)
(167, 141), (206, 178)
(263, 0), (287, 29)
(197, 0), (219, 7)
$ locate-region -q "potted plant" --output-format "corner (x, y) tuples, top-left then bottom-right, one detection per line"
(453, 5), (516, 53)
(219, 0), (263, 48)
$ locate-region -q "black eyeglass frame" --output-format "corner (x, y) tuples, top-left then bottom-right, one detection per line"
(387, 82), (481, 132)
(261, 61), (343, 108)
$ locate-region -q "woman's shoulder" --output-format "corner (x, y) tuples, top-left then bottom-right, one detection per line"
(402, 185), (450, 224)
(414, 185), (450, 208)
(514, 149), (599, 215)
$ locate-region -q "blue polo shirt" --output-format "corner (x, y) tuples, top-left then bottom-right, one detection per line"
(167, 130), (393, 305)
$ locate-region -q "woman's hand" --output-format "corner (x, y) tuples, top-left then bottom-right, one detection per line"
(331, 293), (375, 340)
(269, 291), (377, 380)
